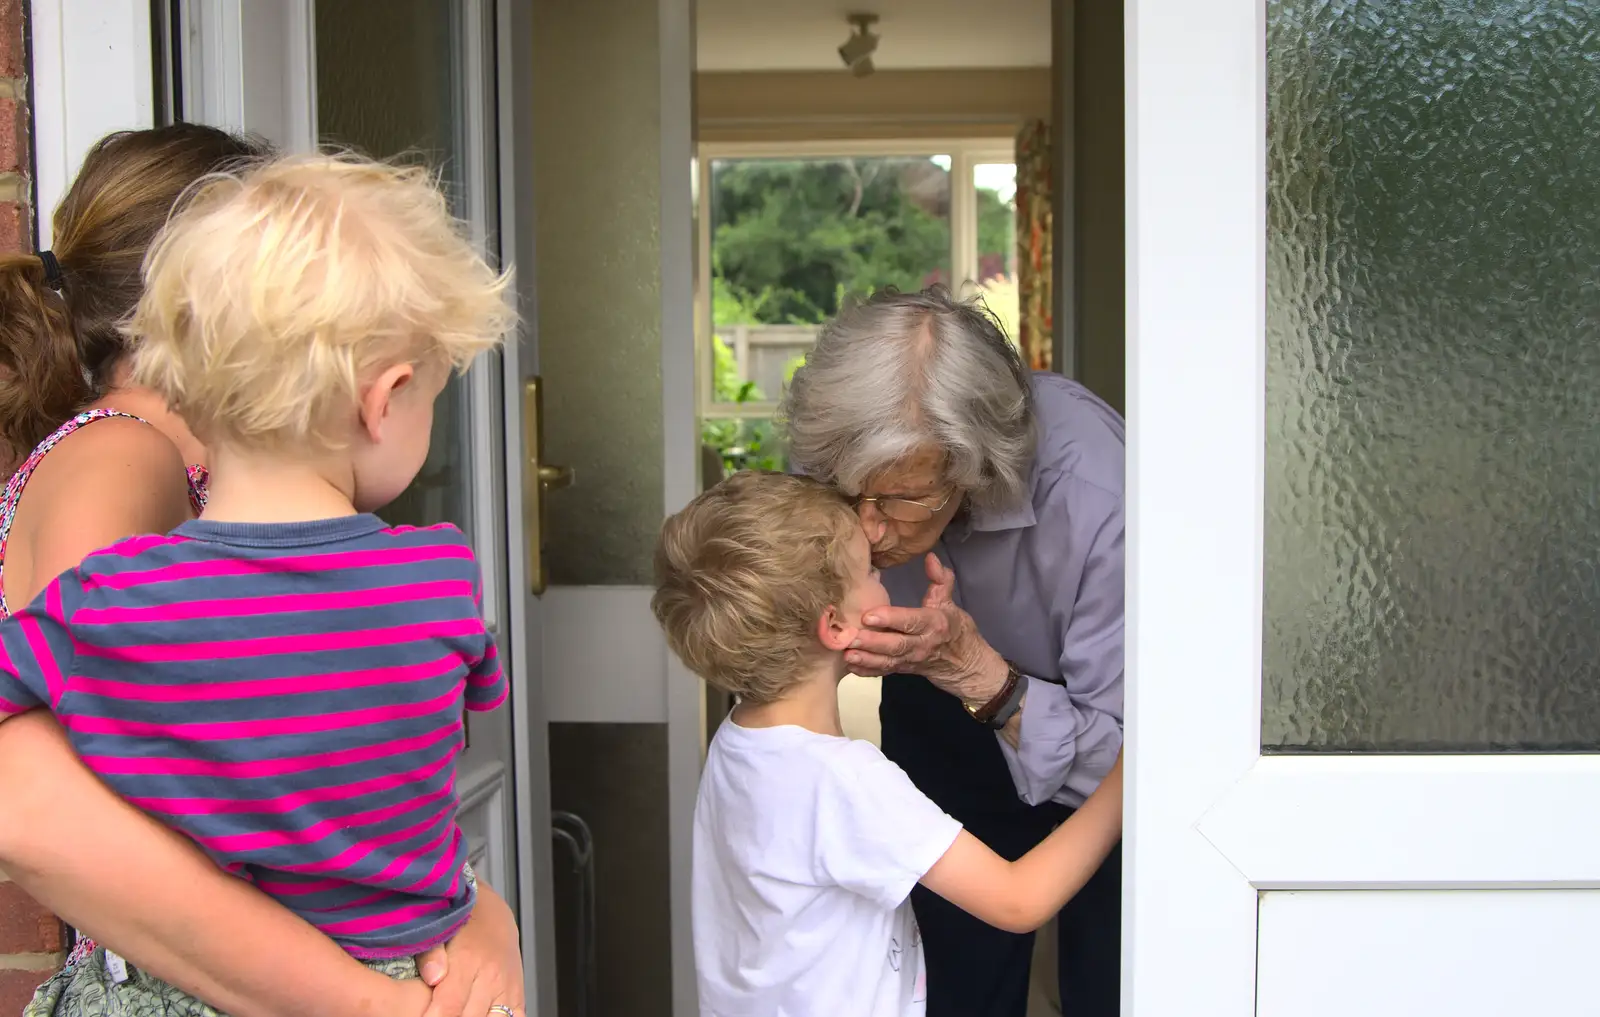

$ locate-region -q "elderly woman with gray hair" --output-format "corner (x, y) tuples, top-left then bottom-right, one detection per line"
(783, 287), (1124, 1017)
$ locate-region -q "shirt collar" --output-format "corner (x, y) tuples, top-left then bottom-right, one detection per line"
(946, 486), (1038, 542)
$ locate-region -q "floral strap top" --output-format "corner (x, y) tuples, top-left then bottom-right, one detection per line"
(0, 408), (209, 619)
(0, 409), (208, 969)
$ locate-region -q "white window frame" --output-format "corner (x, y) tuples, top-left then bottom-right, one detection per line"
(696, 138), (1014, 419)
(1126, 1), (1600, 1014)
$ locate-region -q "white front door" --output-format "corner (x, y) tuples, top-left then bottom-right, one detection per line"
(168, 1), (702, 1013)
(160, 0), (562, 1010)
(1128, 1), (1600, 1014)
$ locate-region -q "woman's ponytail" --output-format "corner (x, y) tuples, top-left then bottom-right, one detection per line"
(0, 123), (270, 472)
(0, 252), (92, 469)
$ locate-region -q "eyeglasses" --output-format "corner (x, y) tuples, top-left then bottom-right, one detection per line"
(851, 488), (956, 523)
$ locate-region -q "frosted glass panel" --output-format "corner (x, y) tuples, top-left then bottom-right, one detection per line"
(1263, 1), (1600, 751)
(314, 0), (480, 539)
(532, 0), (663, 585)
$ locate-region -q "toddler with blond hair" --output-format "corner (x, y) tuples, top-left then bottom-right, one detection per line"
(0, 154), (520, 1014)
(653, 470), (1123, 1017)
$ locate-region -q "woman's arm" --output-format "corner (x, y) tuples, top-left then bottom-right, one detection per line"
(5, 428), (525, 1017)
(0, 711), (428, 1017)
(919, 751), (1123, 934)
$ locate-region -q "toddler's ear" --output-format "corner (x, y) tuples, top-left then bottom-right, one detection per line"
(816, 604), (859, 652)
(358, 363), (417, 442)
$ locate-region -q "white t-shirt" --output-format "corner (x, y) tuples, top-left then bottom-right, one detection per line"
(693, 718), (964, 1017)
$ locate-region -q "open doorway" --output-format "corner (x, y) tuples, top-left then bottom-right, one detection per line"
(693, 0), (1054, 743)
(689, 3), (1124, 1014)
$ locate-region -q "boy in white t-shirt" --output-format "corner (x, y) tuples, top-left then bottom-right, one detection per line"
(652, 470), (1123, 1017)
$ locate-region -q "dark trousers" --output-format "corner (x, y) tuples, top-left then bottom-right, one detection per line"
(882, 674), (1121, 1017)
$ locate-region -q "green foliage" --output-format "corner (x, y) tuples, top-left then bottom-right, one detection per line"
(976, 185), (1015, 277)
(701, 333), (787, 476)
(709, 158), (951, 325)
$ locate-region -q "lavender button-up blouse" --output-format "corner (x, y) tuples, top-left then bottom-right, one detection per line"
(879, 373), (1125, 808)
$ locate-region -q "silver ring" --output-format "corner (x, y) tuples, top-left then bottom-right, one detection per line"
(488, 1007), (517, 1017)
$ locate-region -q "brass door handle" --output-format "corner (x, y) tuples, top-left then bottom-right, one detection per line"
(538, 464), (573, 489)
(523, 377), (572, 596)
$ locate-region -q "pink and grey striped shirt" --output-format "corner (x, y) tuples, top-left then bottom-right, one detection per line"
(0, 514), (506, 958)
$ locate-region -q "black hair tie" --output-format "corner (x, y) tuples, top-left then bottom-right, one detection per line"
(36, 250), (64, 291)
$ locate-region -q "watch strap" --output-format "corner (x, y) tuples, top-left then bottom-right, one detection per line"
(984, 668), (1028, 730)
(965, 660), (1025, 728)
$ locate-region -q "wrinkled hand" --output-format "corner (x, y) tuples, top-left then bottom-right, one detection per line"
(845, 553), (1008, 705)
(415, 883), (525, 1017)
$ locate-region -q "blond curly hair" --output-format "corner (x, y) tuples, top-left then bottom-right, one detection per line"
(128, 152), (515, 452)
(652, 471), (861, 704)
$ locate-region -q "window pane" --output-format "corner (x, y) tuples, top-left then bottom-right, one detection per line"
(705, 155), (951, 416)
(530, 0), (665, 585)
(974, 162), (1019, 344)
(315, 0), (477, 538)
(1263, 1), (1600, 751)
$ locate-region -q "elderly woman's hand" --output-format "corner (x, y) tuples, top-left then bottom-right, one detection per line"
(845, 554), (1011, 705)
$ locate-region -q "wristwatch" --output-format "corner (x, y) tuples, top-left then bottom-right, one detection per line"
(964, 660), (1027, 730)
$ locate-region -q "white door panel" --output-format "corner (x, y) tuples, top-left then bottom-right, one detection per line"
(1257, 891), (1600, 1017)
(1128, 0), (1600, 1012)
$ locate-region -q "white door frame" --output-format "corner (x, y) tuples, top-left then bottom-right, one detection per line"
(1125, 1), (1600, 1014)
(28, 0), (155, 247)
(172, 0), (317, 153)
(496, 0), (560, 1010)
(659, 2), (700, 1012)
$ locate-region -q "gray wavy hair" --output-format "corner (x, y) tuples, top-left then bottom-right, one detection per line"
(781, 286), (1036, 513)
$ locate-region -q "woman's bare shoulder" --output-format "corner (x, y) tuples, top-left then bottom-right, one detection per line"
(16, 416), (192, 580)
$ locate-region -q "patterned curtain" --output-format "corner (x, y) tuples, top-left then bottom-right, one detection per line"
(1014, 119), (1053, 372)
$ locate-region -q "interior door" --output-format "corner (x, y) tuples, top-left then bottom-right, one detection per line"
(1128, 1), (1600, 1014)
(520, 1), (699, 1013)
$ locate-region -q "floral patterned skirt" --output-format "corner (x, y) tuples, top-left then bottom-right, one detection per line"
(22, 947), (418, 1017)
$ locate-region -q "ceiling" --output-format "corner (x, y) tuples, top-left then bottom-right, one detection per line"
(695, 0), (1052, 72)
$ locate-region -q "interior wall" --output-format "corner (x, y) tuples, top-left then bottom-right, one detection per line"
(1068, 0), (1125, 412)
(697, 67), (1049, 142)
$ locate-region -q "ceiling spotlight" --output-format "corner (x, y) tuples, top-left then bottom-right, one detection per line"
(838, 13), (879, 78)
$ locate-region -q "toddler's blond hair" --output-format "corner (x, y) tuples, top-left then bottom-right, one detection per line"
(128, 153), (514, 451)
(652, 471), (862, 704)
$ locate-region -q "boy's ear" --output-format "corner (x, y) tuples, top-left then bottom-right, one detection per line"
(816, 603), (859, 653)
(358, 363), (417, 443)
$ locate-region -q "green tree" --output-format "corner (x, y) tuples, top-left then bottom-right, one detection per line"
(976, 185), (1014, 279)
(710, 157), (951, 325)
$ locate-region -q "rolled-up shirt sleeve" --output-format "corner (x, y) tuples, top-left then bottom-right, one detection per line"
(998, 492), (1125, 806)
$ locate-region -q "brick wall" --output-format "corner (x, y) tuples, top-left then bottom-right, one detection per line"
(0, 1), (62, 1012)
(0, 0), (25, 251)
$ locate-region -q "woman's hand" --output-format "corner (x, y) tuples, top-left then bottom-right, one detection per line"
(844, 553), (1009, 705)
(0, 710), (419, 1017)
(416, 883), (525, 1017)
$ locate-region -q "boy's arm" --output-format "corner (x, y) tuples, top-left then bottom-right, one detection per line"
(0, 573), (81, 725)
(919, 750), (1123, 934)
(463, 551), (507, 712)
